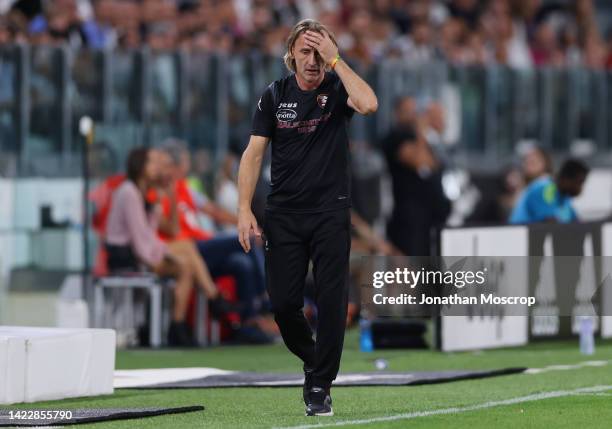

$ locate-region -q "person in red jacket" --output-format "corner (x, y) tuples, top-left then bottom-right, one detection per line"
(152, 140), (274, 344)
(94, 148), (235, 346)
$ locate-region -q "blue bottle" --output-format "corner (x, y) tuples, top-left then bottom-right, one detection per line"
(579, 316), (595, 355)
(359, 316), (374, 352)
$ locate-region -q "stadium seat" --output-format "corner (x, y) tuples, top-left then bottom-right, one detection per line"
(93, 272), (220, 347)
(93, 273), (164, 347)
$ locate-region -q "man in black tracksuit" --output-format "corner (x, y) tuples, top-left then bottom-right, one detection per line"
(236, 19), (378, 416)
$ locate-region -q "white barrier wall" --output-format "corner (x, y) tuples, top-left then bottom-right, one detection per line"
(0, 335), (26, 404)
(573, 169), (612, 221)
(0, 327), (115, 405)
(0, 178), (84, 279)
(601, 223), (612, 338)
(440, 226), (530, 352)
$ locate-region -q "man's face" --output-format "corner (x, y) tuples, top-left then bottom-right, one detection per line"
(559, 174), (587, 198)
(144, 149), (162, 185)
(292, 32), (326, 84)
(522, 149), (547, 181)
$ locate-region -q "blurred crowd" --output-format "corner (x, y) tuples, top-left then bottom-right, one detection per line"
(1, 0), (611, 69)
(379, 94), (589, 257)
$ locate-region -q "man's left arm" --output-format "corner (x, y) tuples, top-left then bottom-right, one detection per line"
(304, 30), (378, 115)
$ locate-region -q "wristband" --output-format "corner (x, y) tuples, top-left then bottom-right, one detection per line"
(330, 53), (341, 69)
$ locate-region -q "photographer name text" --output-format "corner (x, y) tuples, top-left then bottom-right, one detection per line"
(372, 293), (536, 307)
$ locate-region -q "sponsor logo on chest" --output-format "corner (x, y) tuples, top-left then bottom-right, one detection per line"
(274, 99), (332, 133)
(276, 102), (298, 122)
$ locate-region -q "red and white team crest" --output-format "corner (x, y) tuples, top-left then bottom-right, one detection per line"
(317, 94), (329, 109)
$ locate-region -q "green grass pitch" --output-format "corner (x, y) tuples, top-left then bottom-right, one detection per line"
(4, 330), (612, 428)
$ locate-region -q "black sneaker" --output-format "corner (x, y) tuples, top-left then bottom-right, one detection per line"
(303, 368), (314, 406)
(167, 321), (196, 347)
(306, 387), (333, 416)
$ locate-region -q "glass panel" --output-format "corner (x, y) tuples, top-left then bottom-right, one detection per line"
(0, 45), (18, 176)
(149, 51), (179, 127)
(7, 49), (612, 177)
(71, 50), (104, 123)
(70, 49), (104, 169)
(94, 49), (145, 176)
(110, 50), (139, 123)
(26, 46), (64, 175)
(28, 46), (62, 151)
(184, 51), (218, 152)
(225, 54), (257, 158)
(549, 68), (570, 151)
(511, 68), (539, 144)
(452, 65), (486, 153)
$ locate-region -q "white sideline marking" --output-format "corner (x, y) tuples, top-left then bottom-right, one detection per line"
(525, 360), (608, 375)
(274, 385), (612, 429)
(574, 392), (612, 397)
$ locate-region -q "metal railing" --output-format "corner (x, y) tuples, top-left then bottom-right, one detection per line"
(1, 44), (612, 177)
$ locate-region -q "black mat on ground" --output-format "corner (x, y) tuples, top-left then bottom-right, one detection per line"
(128, 368), (525, 389)
(0, 406), (204, 427)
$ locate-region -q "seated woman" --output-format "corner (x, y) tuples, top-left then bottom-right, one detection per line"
(105, 147), (233, 347)
(153, 143), (276, 344)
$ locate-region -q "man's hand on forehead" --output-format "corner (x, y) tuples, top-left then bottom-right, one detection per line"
(304, 30), (338, 66)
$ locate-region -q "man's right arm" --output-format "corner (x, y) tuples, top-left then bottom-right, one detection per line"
(237, 135), (269, 252)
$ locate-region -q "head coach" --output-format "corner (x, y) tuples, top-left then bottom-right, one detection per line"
(236, 19), (378, 416)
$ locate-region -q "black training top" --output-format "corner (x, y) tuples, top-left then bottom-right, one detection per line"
(382, 125), (428, 206)
(251, 71), (354, 213)
(382, 125), (449, 219)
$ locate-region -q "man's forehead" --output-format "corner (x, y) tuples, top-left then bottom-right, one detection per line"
(294, 34), (309, 49)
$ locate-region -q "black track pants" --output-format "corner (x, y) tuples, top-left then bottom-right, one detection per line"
(263, 208), (350, 389)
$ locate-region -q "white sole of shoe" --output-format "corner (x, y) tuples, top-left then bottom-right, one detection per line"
(305, 408), (334, 417)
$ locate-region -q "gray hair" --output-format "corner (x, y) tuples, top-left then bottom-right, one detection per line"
(160, 138), (188, 166)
